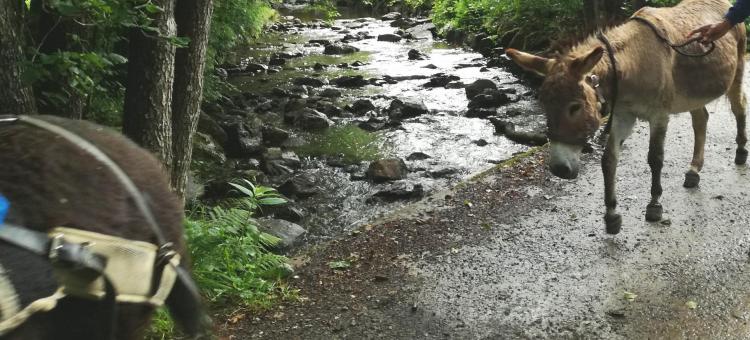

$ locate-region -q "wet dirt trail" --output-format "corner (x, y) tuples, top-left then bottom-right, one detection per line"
(222, 30), (750, 340)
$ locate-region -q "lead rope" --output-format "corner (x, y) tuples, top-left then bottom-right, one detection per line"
(596, 31), (619, 136)
(630, 16), (716, 58)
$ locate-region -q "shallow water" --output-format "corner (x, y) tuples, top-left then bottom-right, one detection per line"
(233, 16), (545, 243)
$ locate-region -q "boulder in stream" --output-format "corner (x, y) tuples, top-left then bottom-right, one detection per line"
(324, 43), (360, 55)
(259, 218), (306, 250)
(332, 75), (369, 88)
(386, 99), (429, 120)
(368, 158), (408, 182)
(293, 76), (327, 87)
(408, 49), (427, 60)
(378, 33), (402, 42)
(373, 181), (424, 201)
(465, 79), (498, 99)
(381, 12), (402, 21)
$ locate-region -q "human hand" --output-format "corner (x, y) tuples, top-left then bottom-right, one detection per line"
(687, 19), (734, 44)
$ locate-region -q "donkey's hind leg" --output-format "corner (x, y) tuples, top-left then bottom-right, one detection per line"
(728, 65), (748, 165)
(684, 107), (708, 188)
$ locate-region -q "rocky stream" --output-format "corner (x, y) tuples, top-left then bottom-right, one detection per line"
(193, 10), (547, 249)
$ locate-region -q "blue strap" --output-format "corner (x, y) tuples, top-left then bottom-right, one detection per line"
(0, 195), (8, 225)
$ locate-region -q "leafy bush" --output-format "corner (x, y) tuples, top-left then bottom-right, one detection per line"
(147, 180), (296, 339)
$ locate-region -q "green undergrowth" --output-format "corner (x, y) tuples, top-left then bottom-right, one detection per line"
(146, 180), (298, 339)
(295, 124), (383, 163)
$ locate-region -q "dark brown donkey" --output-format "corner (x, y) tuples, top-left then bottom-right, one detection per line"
(506, 0), (747, 234)
(0, 116), (207, 339)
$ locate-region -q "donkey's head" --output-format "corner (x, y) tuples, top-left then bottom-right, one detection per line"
(506, 47), (606, 179)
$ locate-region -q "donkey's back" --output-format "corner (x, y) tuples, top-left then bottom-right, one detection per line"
(0, 116), (203, 339)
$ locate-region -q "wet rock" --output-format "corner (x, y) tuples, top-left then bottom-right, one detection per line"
(245, 63), (268, 73)
(405, 23), (436, 40)
(424, 73), (460, 88)
(467, 91), (512, 109)
(489, 118), (547, 146)
(391, 18), (416, 29)
(471, 33), (495, 56)
(406, 152), (431, 161)
(278, 173), (320, 199)
(313, 62), (328, 71)
(271, 51), (302, 60)
(465, 79), (498, 99)
(473, 139), (489, 146)
(214, 67), (228, 81)
(373, 182), (424, 201)
(309, 39), (331, 45)
(324, 43), (360, 55)
(198, 113), (228, 146)
(408, 49), (427, 60)
(319, 88), (342, 98)
(259, 218), (306, 250)
(288, 108), (334, 130)
(284, 98), (308, 113)
(358, 117), (388, 131)
(377, 33), (402, 42)
(352, 60), (367, 67)
(381, 12), (402, 21)
(193, 132), (226, 165)
(445, 26), (466, 45)
(233, 158), (261, 170)
(293, 77), (327, 87)
(316, 101), (344, 117)
(386, 99), (429, 120)
(262, 147), (301, 175)
(272, 205), (305, 223)
(269, 58), (286, 67)
(368, 158), (408, 182)
(428, 167), (459, 178)
(224, 122), (264, 157)
(422, 63), (438, 69)
(445, 81), (465, 89)
(332, 75), (369, 88)
(349, 99), (376, 114)
(465, 107), (497, 118)
(262, 125), (290, 146)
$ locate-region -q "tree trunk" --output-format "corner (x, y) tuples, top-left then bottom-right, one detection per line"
(171, 0), (214, 200)
(0, 1), (37, 115)
(123, 0), (177, 168)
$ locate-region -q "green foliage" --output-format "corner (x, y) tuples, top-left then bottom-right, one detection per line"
(188, 180), (290, 304)
(147, 180), (296, 339)
(295, 125), (383, 163)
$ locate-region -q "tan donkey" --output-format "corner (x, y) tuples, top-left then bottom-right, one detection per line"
(506, 0), (747, 234)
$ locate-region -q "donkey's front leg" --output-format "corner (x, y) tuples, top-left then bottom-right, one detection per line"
(646, 119), (668, 222)
(602, 114), (636, 234)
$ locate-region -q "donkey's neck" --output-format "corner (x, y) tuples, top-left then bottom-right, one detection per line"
(572, 22), (643, 106)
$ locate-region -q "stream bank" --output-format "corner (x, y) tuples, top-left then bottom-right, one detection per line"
(192, 11), (546, 248)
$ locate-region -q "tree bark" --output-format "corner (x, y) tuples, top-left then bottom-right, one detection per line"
(0, 1), (37, 115)
(170, 0), (214, 200)
(123, 0), (177, 168)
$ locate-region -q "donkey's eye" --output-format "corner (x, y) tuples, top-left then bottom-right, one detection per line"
(568, 103), (582, 116)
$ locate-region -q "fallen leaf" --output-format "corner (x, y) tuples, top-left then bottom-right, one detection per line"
(328, 261), (351, 270)
(623, 291), (637, 302)
(686, 301), (698, 309)
(463, 199), (473, 208)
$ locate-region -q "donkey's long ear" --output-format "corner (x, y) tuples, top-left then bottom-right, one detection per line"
(571, 46), (604, 77)
(506, 49), (553, 76)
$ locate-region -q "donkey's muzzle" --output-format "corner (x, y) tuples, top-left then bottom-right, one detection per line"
(550, 163), (578, 179)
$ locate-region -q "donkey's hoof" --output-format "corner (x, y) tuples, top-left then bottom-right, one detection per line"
(605, 212), (622, 235)
(683, 170), (700, 188)
(736, 148), (749, 165)
(645, 203), (663, 222)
